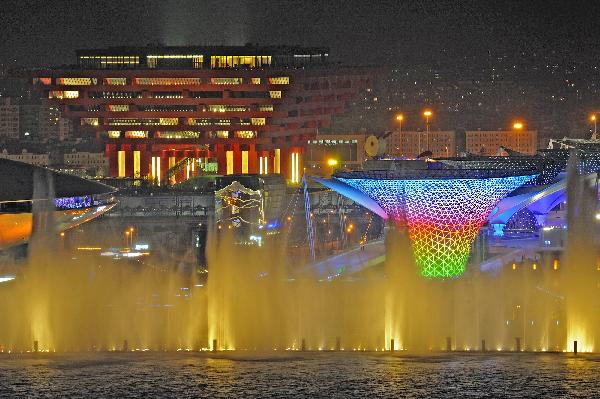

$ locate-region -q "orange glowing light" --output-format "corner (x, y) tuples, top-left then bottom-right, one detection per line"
(327, 159), (338, 166)
(396, 114), (404, 121)
(423, 110), (433, 117)
(513, 122), (524, 130)
(591, 115), (597, 121)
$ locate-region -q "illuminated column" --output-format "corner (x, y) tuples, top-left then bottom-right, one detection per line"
(274, 148), (281, 174)
(226, 150), (234, 175)
(289, 149), (301, 184)
(241, 150), (249, 174)
(156, 156), (161, 185)
(133, 150), (141, 178)
(117, 150), (126, 178)
(169, 155), (176, 184)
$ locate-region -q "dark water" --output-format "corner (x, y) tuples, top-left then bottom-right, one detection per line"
(0, 352), (599, 398)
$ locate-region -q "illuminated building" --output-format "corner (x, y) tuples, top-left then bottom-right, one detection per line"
(30, 45), (370, 183)
(316, 160), (538, 277)
(0, 158), (116, 249)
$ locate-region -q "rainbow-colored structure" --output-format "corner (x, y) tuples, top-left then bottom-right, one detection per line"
(316, 164), (536, 278)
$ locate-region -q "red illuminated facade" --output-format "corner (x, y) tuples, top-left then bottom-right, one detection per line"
(32, 45), (370, 183)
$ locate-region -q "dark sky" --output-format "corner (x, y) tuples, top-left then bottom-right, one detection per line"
(1, 0), (599, 68)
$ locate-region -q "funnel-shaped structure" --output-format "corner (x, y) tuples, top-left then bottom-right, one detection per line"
(320, 165), (536, 278)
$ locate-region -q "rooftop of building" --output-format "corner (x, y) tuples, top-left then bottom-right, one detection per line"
(76, 44), (330, 57)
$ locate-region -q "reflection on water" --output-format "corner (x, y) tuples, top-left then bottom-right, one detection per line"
(1, 352), (599, 398)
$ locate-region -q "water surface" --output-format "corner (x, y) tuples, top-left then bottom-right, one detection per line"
(1, 352), (598, 398)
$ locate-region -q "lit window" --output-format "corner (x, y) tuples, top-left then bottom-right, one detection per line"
(251, 118), (266, 125)
(108, 104), (129, 112)
(208, 105), (249, 113)
(49, 91), (79, 99)
(268, 77), (290, 84)
(211, 77), (243, 85)
(124, 130), (148, 138)
(103, 78), (127, 85)
(216, 131), (229, 138)
(159, 118), (179, 125)
(156, 131), (200, 139)
(251, 77), (261, 84)
(258, 105), (274, 112)
(235, 131), (257, 139)
(107, 131), (121, 138)
(134, 77), (202, 85)
(269, 91), (282, 99)
(57, 77), (94, 85)
(80, 118), (99, 126)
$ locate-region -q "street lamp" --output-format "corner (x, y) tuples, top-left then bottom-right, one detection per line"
(396, 114), (404, 133)
(423, 110), (433, 153)
(326, 158), (338, 176)
(591, 114), (597, 139)
(125, 231), (130, 247)
(513, 121), (524, 130)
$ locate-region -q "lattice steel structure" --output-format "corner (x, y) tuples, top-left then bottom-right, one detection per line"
(338, 174), (535, 277)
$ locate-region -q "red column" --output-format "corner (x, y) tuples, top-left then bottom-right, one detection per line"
(248, 144), (258, 174)
(216, 144), (227, 175)
(105, 144), (118, 177)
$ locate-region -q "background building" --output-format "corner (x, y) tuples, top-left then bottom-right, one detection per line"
(0, 99), (19, 140)
(305, 133), (366, 175)
(31, 45), (371, 183)
(386, 130), (456, 158)
(465, 129), (538, 155)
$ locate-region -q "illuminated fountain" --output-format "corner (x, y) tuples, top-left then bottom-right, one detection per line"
(0, 154), (598, 354)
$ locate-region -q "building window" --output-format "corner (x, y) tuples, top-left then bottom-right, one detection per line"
(251, 118), (266, 125)
(80, 118), (99, 126)
(103, 78), (127, 85)
(108, 104), (129, 112)
(57, 77), (94, 85)
(124, 130), (148, 138)
(235, 131), (257, 139)
(49, 91), (79, 99)
(207, 105), (249, 113)
(258, 105), (274, 112)
(251, 77), (261, 84)
(210, 77), (243, 85)
(269, 91), (282, 99)
(134, 77), (202, 85)
(268, 77), (290, 85)
(156, 131), (200, 139)
(216, 131), (229, 139)
(152, 92), (184, 99)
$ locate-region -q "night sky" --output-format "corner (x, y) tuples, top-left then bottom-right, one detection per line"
(1, 0), (599, 69)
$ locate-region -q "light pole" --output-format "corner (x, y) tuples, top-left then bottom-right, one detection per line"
(423, 110), (433, 153)
(591, 115), (597, 140)
(395, 114), (403, 156)
(125, 231), (130, 247)
(326, 158), (338, 177)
